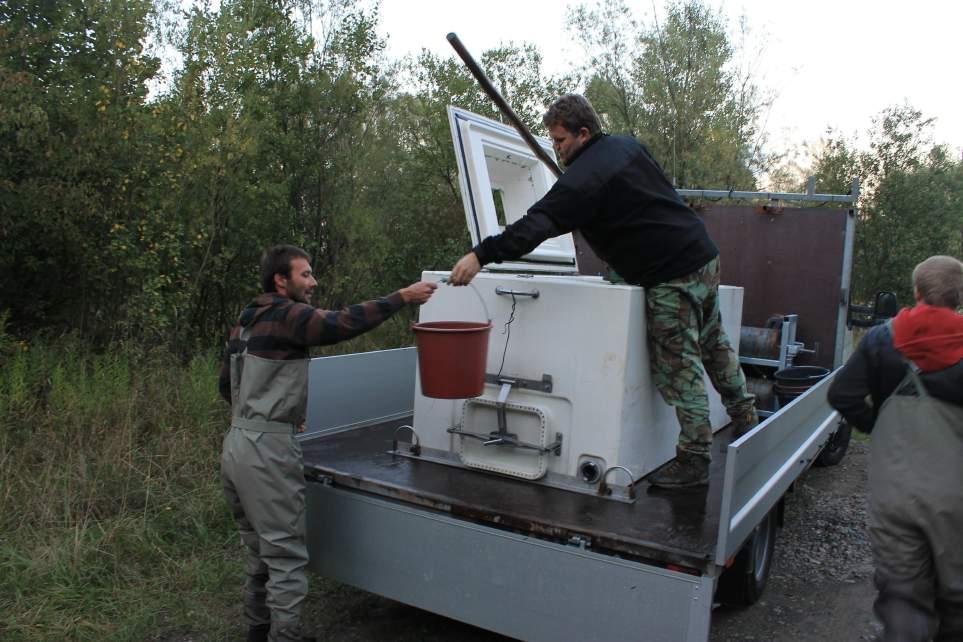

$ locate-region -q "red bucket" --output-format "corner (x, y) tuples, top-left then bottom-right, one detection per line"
(412, 321), (492, 399)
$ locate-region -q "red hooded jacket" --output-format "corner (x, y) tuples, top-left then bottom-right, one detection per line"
(891, 303), (963, 372)
(828, 304), (963, 433)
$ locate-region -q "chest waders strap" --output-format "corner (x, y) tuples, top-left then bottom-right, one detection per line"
(885, 320), (929, 399)
(231, 321), (309, 431)
(232, 417), (297, 434)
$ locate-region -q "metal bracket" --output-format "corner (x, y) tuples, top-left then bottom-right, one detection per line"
(739, 315), (813, 370)
(495, 381), (512, 436)
(391, 424), (421, 457)
(447, 374), (561, 455)
(448, 426), (563, 455)
(567, 534), (592, 550)
(484, 373), (553, 393)
(598, 465), (636, 500)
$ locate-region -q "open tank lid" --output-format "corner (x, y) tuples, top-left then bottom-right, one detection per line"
(447, 106), (578, 273)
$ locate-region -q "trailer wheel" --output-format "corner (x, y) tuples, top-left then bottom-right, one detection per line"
(717, 506), (778, 607)
(814, 421), (851, 467)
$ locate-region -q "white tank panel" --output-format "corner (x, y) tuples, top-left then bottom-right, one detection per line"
(412, 271), (744, 482)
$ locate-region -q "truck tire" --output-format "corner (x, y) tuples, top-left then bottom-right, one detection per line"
(814, 420), (851, 467)
(716, 505), (778, 607)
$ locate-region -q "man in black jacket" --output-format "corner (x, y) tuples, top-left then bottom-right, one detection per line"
(448, 94), (756, 488)
(828, 255), (963, 642)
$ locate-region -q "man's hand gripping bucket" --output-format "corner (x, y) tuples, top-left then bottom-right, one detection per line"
(412, 280), (492, 399)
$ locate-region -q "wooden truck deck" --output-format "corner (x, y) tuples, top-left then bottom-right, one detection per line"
(302, 419), (742, 571)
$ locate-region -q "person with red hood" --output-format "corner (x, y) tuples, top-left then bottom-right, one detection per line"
(828, 254), (963, 642)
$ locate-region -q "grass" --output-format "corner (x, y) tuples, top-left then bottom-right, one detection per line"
(0, 333), (241, 641)
(0, 313), (419, 641)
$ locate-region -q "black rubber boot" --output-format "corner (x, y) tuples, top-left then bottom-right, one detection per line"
(266, 626), (317, 642)
(730, 407), (759, 438)
(246, 623), (270, 642)
(647, 451), (710, 488)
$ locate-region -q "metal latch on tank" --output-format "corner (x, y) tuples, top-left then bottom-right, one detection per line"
(494, 285), (539, 299)
(447, 373), (563, 455)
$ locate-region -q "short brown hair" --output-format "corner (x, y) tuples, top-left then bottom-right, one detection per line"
(260, 245), (310, 293)
(912, 255), (963, 308)
(542, 94), (602, 137)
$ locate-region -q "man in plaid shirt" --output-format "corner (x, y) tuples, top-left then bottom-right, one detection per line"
(220, 245), (435, 642)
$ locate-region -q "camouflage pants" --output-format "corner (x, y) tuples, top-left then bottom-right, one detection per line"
(645, 256), (754, 459)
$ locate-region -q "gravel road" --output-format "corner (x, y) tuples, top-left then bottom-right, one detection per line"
(301, 439), (881, 641)
(710, 438), (879, 641)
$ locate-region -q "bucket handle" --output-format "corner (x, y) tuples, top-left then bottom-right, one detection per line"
(438, 277), (491, 322)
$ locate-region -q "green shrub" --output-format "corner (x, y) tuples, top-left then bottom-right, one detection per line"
(0, 336), (239, 641)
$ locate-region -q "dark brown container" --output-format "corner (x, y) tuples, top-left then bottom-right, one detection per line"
(412, 321), (492, 399)
(773, 366), (830, 406)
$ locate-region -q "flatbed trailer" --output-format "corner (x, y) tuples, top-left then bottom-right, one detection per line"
(300, 343), (841, 641)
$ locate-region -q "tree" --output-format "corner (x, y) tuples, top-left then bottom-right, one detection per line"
(568, 0), (768, 189)
(0, 0), (162, 339)
(159, 0), (397, 343)
(810, 106), (963, 306)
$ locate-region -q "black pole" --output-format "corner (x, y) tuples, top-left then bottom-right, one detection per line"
(446, 32), (562, 178)
(446, 32), (608, 276)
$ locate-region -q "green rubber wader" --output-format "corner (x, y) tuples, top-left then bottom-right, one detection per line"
(868, 367), (963, 642)
(222, 333), (310, 642)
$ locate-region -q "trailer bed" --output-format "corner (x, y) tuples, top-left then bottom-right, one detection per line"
(301, 347), (840, 642)
(302, 418), (739, 570)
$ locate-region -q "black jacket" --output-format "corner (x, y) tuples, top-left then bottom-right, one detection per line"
(827, 323), (963, 433)
(472, 134), (718, 287)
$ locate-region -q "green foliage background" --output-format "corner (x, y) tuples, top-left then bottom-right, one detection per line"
(808, 107), (963, 306)
(3, 0), (958, 347)
(0, 0), (777, 351)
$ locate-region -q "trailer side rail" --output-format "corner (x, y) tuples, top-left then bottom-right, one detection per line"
(304, 347), (416, 436)
(715, 373), (840, 564)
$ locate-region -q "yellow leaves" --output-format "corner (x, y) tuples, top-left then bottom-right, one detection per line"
(115, 39), (126, 50)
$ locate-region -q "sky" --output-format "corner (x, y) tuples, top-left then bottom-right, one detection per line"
(376, 0), (963, 159)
